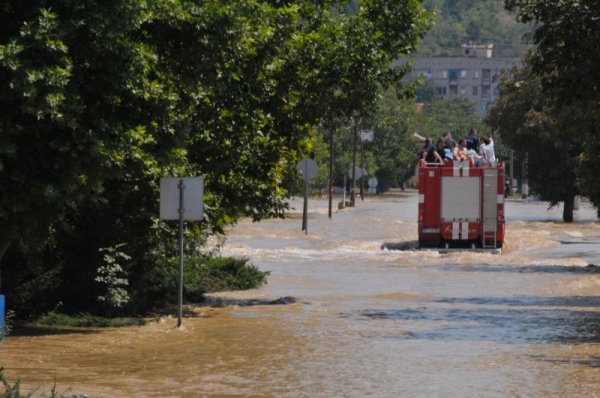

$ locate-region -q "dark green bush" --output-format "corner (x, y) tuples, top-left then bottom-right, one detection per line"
(30, 256), (269, 325)
(34, 311), (144, 328)
(181, 256), (269, 302)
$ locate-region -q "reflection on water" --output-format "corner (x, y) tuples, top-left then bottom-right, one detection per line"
(353, 300), (600, 344)
(1, 193), (600, 397)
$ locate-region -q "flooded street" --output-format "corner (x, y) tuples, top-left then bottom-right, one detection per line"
(2, 192), (600, 397)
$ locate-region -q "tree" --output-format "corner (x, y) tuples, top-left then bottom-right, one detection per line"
(415, 79), (440, 103)
(0, 1), (193, 313)
(504, 0), (600, 217)
(0, 0), (431, 315)
(416, 96), (484, 139)
(371, 88), (420, 192)
(505, 0), (600, 103)
(486, 53), (581, 222)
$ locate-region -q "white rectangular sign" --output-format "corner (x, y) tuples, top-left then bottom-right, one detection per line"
(360, 130), (374, 142)
(160, 177), (204, 221)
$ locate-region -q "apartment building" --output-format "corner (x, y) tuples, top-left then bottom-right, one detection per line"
(408, 44), (520, 113)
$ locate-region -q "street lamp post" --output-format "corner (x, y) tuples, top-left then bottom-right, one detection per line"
(359, 128), (374, 200)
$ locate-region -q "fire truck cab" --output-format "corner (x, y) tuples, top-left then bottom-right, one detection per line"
(418, 160), (505, 251)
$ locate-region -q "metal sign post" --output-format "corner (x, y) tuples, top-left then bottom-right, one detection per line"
(343, 174), (347, 208)
(160, 177), (204, 328)
(351, 120), (358, 206)
(303, 171), (308, 233)
(177, 180), (184, 328)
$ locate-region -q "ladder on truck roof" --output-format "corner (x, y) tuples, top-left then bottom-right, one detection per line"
(482, 168), (498, 249)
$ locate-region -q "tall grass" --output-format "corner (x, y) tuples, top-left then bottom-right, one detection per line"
(0, 367), (92, 398)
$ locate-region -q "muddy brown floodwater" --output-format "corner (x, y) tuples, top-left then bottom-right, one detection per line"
(1, 192), (600, 397)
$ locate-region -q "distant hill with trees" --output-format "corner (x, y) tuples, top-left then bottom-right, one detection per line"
(417, 0), (532, 57)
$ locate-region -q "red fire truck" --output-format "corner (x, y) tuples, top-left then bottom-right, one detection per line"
(418, 160), (505, 251)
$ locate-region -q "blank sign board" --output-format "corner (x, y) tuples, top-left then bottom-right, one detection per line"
(297, 158), (318, 181)
(160, 177), (204, 220)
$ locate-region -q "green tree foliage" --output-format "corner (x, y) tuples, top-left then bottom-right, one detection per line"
(312, 89), (423, 194)
(0, 1), (430, 316)
(371, 89), (419, 192)
(486, 53), (581, 222)
(419, 0), (532, 56)
(416, 96), (484, 139)
(414, 79), (440, 103)
(315, 93), (506, 195)
(505, 0), (600, 216)
(505, 0), (600, 103)
(95, 245), (131, 316)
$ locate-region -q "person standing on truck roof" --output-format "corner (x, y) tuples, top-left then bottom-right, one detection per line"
(425, 139), (445, 164)
(465, 128), (479, 152)
(442, 132), (458, 160)
(480, 135), (496, 166)
(418, 137), (433, 164)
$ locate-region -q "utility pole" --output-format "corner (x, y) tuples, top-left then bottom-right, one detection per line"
(509, 150), (514, 197)
(350, 118), (358, 206)
(328, 128), (333, 219)
(522, 152), (528, 199)
(360, 138), (364, 201)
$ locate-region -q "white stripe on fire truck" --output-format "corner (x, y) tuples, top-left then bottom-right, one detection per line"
(462, 222), (469, 239)
(462, 160), (469, 177)
(453, 161), (460, 176)
(497, 194), (504, 204)
(419, 194), (425, 203)
(452, 222), (459, 240)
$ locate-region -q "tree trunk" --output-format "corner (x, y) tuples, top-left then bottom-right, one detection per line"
(563, 194), (575, 223)
(0, 238), (10, 289)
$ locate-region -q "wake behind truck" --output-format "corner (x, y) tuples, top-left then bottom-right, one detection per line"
(418, 160), (505, 251)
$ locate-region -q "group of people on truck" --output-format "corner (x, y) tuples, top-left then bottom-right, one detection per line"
(418, 128), (496, 167)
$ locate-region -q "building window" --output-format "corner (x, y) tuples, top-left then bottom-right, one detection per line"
(442, 70), (448, 78)
(460, 70), (467, 78)
(474, 70), (479, 79)
(460, 87), (466, 95)
(472, 86), (478, 96)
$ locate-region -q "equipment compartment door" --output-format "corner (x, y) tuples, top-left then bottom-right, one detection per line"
(441, 177), (481, 222)
(422, 168), (441, 228)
